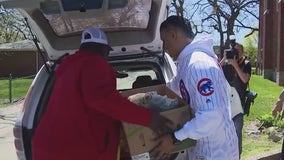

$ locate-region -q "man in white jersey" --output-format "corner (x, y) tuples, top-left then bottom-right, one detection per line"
(153, 15), (239, 160)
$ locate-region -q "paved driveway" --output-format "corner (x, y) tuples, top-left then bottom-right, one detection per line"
(0, 101), (22, 160)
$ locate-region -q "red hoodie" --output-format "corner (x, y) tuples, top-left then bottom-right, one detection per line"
(32, 51), (151, 160)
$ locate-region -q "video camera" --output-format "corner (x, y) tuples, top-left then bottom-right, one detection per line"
(226, 35), (239, 59)
(244, 90), (258, 116)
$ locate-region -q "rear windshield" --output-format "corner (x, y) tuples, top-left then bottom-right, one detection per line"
(117, 70), (158, 90)
(43, 0), (152, 36)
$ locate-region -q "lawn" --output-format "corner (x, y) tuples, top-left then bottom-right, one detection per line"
(242, 74), (283, 158)
(244, 75), (283, 121)
(0, 78), (33, 107)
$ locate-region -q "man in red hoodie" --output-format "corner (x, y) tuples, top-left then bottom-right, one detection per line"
(32, 27), (171, 160)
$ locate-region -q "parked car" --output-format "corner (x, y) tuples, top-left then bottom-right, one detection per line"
(0, 0), (188, 159)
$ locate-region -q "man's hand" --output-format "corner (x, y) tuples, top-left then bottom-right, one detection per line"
(272, 90), (284, 118)
(151, 134), (175, 160)
(272, 101), (283, 118)
(148, 108), (173, 134)
(227, 57), (238, 68)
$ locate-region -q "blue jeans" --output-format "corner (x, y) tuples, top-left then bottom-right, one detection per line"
(233, 113), (243, 158)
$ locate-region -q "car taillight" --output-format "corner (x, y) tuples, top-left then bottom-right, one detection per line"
(13, 115), (27, 160)
(14, 125), (23, 150)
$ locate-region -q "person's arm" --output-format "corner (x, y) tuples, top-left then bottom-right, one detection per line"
(80, 56), (151, 126)
(229, 59), (250, 83)
(219, 50), (229, 66)
(219, 56), (227, 66)
(153, 58), (227, 158)
(272, 89), (284, 117)
(174, 60), (225, 141)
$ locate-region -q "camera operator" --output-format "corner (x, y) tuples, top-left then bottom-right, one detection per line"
(220, 40), (252, 159)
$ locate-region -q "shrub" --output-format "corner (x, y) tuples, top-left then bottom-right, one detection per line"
(258, 113), (284, 129)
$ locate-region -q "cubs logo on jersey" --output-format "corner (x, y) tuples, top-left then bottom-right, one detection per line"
(197, 78), (214, 96)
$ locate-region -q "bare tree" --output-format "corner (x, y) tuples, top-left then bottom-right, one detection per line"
(171, 0), (259, 56)
(0, 6), (31, 43)
(171, 0), (185, 17)
(170, 0), (203, 36)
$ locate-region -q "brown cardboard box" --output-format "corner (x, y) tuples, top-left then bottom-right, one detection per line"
(120, 84), (196, 159)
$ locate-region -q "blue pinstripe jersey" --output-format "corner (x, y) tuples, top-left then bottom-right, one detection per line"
(167, 36), (239, 160)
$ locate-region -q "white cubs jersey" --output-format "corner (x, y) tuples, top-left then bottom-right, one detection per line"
(167, 35), (239, 160)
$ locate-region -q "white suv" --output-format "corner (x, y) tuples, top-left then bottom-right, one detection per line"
(0, 0), (188, 159)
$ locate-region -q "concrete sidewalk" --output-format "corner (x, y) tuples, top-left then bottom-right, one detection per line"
(243, 149), (281, 160)
(0, 102), (22, 160)
(0, 125), (17, 160)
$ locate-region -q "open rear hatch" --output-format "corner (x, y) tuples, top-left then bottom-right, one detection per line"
(0, 0), (171, 60)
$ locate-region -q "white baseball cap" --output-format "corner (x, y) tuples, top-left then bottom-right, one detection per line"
(81, 27), (113, 51)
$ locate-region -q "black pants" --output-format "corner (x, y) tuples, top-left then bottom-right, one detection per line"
(282, 138), (284, 159)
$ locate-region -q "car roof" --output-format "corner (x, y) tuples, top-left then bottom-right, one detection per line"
(0, 0), (171, 60)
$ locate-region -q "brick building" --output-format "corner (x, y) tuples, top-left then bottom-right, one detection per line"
(259, 0), (284, 86)
(0, 40), (45, 77)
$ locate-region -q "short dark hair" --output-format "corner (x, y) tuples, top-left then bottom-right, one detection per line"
(160, 15), (194, 39)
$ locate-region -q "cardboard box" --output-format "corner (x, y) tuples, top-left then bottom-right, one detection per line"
(120, 84), (196, 159)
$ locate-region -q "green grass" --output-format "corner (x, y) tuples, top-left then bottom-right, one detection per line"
(242, 133), (282, 158)
(242, 74), (283, 158)
(245, 75), (283, 120)
(0, 78), (33, 107)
